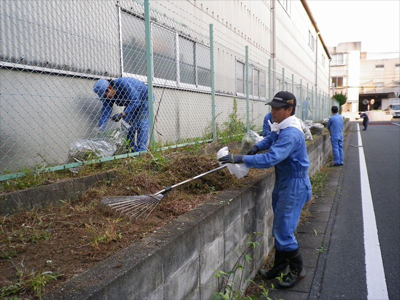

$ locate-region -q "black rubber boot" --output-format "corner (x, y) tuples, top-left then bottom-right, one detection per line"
(258, 250), (288, 280)
(277, 249), (306, 289)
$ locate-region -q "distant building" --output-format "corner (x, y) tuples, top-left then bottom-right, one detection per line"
(359, 53), (400, 112)
(329, 42), (400, 117)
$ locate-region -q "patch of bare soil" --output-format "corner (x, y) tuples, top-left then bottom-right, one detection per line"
(0, 149), (266, 299)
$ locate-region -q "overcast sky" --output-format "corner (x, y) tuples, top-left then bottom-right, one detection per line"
(307, 0), (400, 58)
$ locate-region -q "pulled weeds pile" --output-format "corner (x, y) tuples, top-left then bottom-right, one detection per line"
(0, 147), (265, 299)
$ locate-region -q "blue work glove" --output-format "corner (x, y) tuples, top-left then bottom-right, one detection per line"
(247, 145), (259, 155)
(111, 113), (122, 122)
(218, 154), (244, 164)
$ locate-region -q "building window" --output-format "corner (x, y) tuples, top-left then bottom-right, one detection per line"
(236, 61), (245, 94)
(121, 12), (147, 77)
(395, 64), (400, 68)
(285, 81), (290, 91)
(308, 31), (314, 51)
(331, 54), (344, 66)
(153, 25), (177, 82)
(278, 0), (291, 15)
(375, 64), (384, 69)
(179, 36), (196, 85)
(121, 12), (211, 88)
(260, 71), (266, 98)
(249, 66), (253, 95)
(253, 68), (260, 97)
(276, 78), (281, 92)
(196, 43), (211, 87)
(331, 77), (343, 87)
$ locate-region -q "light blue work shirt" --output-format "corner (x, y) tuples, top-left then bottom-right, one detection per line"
(327, 113), (343, 138)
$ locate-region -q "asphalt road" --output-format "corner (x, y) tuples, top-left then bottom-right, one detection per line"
(318, 121), (400, 300)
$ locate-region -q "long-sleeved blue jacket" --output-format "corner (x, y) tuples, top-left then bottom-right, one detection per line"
(262, 112), (274, 137)
(99, 77), (149, 129)
(327, 113), (343, 138)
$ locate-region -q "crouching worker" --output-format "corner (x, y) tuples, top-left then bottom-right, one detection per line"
(93, 77), (149, 152)
(219, 91), (312, 289)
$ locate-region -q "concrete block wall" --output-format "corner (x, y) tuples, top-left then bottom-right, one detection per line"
(45, 121), (349, 300)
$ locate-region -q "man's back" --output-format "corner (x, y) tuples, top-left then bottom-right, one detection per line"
(328, 114), (343, 137)
(113, 77), (148, 101)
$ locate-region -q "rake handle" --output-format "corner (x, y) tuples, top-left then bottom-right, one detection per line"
(154, 165), (227, 196)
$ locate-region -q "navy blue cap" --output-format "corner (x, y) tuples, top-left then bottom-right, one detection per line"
(267, 91), (296, 108)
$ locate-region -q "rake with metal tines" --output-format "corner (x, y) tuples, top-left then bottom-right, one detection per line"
(100, 165), (226, 220)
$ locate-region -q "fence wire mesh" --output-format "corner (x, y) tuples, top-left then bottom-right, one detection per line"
(0, 0), (336, 179)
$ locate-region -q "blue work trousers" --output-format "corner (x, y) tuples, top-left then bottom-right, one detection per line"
(363, 119), (369, 130)
(331, 136), (343, 165)
(272, 172), (312, 252)
(126, 118), (149, 152)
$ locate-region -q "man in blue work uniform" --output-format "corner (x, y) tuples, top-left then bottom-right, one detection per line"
(219, 91), (312, 289)
(358, 111), (369, 131)
(93, 77), (149, 152)
(327, 106), (344, 166)
(261, 112), (274, 137)
(301, 97), (310, 120)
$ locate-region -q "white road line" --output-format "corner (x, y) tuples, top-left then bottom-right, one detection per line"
(392, 122), (400, 127)
(357, 123), (389, 300)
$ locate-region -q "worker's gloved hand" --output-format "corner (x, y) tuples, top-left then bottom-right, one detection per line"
(111, 113), (122, 122)
(247, 145), (259, 155)
(218, 154), (244, 164)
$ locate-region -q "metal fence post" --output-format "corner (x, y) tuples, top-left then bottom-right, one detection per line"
(282, 68), (285, 91)
(210, 24), (216, 142)
(144, 0), (154, 148)
(245, 46), (250, 131)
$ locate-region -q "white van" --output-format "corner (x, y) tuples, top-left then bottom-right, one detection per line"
(382, 98), (400, 118)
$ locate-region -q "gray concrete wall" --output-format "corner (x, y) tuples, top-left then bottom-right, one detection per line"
(0, 171), (116, 216)
(45, 123), (349, 300)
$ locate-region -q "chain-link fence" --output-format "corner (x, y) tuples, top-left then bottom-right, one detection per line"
(0, 0), (337, 180)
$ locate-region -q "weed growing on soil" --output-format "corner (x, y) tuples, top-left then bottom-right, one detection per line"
(85, 218), (123, 248)
(310, 166), (329, 198)
(1, 260), (62, 299)
(219, 98), (247, 145)
(213, 233), (266, 300)
(299, 165), (330, 225)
